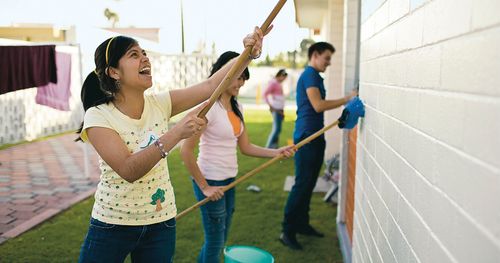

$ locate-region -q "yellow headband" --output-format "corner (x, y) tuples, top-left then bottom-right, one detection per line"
(105, 36), (116, 65)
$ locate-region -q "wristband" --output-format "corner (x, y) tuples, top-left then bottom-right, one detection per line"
(248, 50), (262, 60)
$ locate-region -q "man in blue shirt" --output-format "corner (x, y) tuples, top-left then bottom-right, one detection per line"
(280, 42), (357, 250)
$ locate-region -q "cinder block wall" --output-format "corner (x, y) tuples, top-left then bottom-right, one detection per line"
(352, 0), (500, 262)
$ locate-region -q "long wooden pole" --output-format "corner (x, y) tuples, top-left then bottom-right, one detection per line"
(197, 0), (287, 118)
(176, 119), (340, 220)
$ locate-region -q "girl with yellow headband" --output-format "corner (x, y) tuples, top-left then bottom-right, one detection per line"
(76, 26), (268, 262)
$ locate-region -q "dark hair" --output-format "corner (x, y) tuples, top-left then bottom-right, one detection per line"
(276, 69), (287, 78)
(307, 42), (335, 60)
(76, 36), (138, 140)
(209, 51), (249, 122)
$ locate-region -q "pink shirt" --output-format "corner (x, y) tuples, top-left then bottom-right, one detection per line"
(263, 78), (285, 110)
(197, 101), (244, 181)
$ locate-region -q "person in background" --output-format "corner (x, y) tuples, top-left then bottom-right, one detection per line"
(76, 26), (265, 263)
(181, 52), (295, 263)
(280, 42), (357, 250)
(263, 68), (288, 148)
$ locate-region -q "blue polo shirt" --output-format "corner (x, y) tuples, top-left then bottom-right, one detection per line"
(293, 66), (325, 142)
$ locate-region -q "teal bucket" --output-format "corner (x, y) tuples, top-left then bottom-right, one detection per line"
(224, 245), (274, 263)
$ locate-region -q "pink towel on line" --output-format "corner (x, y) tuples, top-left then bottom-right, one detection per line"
(36, 52), (72, 111)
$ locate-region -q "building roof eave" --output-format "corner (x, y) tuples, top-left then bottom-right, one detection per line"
(294, 0), (328, 29)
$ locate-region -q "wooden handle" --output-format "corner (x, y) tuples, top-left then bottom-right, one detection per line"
(176, 119), (340, 220)
(197, 0), (287, 118)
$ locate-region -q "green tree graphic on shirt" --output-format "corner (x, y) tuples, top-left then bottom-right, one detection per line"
(150, 188), (165, 212)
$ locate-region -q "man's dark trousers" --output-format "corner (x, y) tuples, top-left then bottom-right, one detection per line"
(282, 136), (326, 234)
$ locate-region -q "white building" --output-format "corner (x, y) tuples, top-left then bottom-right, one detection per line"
(294, 0), (500, 262)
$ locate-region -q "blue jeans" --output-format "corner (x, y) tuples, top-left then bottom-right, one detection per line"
(78, 217), (176, 263)
(266, 111), (284, 149)
(192, 178), (235, 263)
(282, 135), (325, 234)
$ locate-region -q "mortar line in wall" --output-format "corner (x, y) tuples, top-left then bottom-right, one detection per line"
(361, 0), (417, 33)
(350, 230), (365, 263)
(357, 190), (388, 263)
(356, 163), (403, 262)
(358, 155), (424, 262)
(360, 121), (500, 250)
(352, 217), (368, 263)
(353, 198), (378, 263)
(364, 103), (499, 173)
(351, 203), (369, 263)
(360, 82), (500, 103)
(438, 27), (444, 89)
(358, 140), (460, 262)
(361, 0), (434, 43)
(361, 21), (500, 63)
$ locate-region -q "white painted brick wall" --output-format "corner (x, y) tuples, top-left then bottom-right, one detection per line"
(422, 0), (473, 45)
(396, 5), (425, 51)
(373, 2), (390, 34)
(388, 0), (410, 24)
(471, 0), (500, 30)
(441, 26), (500, 97)
(353, 0), (500, 262)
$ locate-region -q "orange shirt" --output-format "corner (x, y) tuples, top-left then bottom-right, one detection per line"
(227, 111), (242, 136)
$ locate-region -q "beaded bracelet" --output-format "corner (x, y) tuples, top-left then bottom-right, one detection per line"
(154, 139), (168, 159)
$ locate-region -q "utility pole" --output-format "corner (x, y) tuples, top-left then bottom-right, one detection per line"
(180, 0), (185, 53)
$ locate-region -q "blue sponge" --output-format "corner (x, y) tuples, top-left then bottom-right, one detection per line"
(338, 97), (365, 129)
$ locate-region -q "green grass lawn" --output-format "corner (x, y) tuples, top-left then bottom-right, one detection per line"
(0, 109), (343, 263)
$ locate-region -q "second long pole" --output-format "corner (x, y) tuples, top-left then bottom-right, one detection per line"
(176, 119), (340, 220)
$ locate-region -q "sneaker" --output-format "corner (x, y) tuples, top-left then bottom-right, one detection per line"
(297, 225), (325, 238)
(279, 232), (302, 250)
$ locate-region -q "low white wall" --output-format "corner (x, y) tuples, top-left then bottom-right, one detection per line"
(0, 42), (216, 145)
(0, 44), (83, 144)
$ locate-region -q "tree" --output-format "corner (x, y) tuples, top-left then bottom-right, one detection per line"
(252, 38), (314, 68)
(150, 188), (166, 212)
(300, 38), (315, 57)
(104, 8), (120, 28)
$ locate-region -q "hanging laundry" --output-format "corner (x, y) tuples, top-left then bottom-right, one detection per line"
(36, 52), (72, 111)
(0, 45), (57, 95)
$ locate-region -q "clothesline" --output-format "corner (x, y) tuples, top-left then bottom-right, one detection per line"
(0, 44), (75, 111)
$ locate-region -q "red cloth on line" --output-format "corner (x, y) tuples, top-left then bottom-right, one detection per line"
(36, 52), (72, 111)
(0, 45), (57, 95)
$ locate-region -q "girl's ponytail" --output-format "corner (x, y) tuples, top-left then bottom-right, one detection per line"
(81, 71), (112, 111)
(75, 71), (113, 141)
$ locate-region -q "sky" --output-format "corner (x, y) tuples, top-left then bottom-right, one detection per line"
(0, 0), (310, 58)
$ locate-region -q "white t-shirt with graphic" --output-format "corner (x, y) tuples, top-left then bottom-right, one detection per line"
(81, 91), (175, 225)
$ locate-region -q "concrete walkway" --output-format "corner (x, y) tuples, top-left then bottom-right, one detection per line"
(0, 134), (100, 244)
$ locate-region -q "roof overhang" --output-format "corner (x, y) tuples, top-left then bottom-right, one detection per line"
(294, 0), (328, 29)
(0, 24), (68, 42)
(102, 27), (160, 43)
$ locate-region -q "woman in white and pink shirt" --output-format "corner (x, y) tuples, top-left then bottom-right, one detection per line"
(263, 69), (288, 148)
(181, 52), (295, 263)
